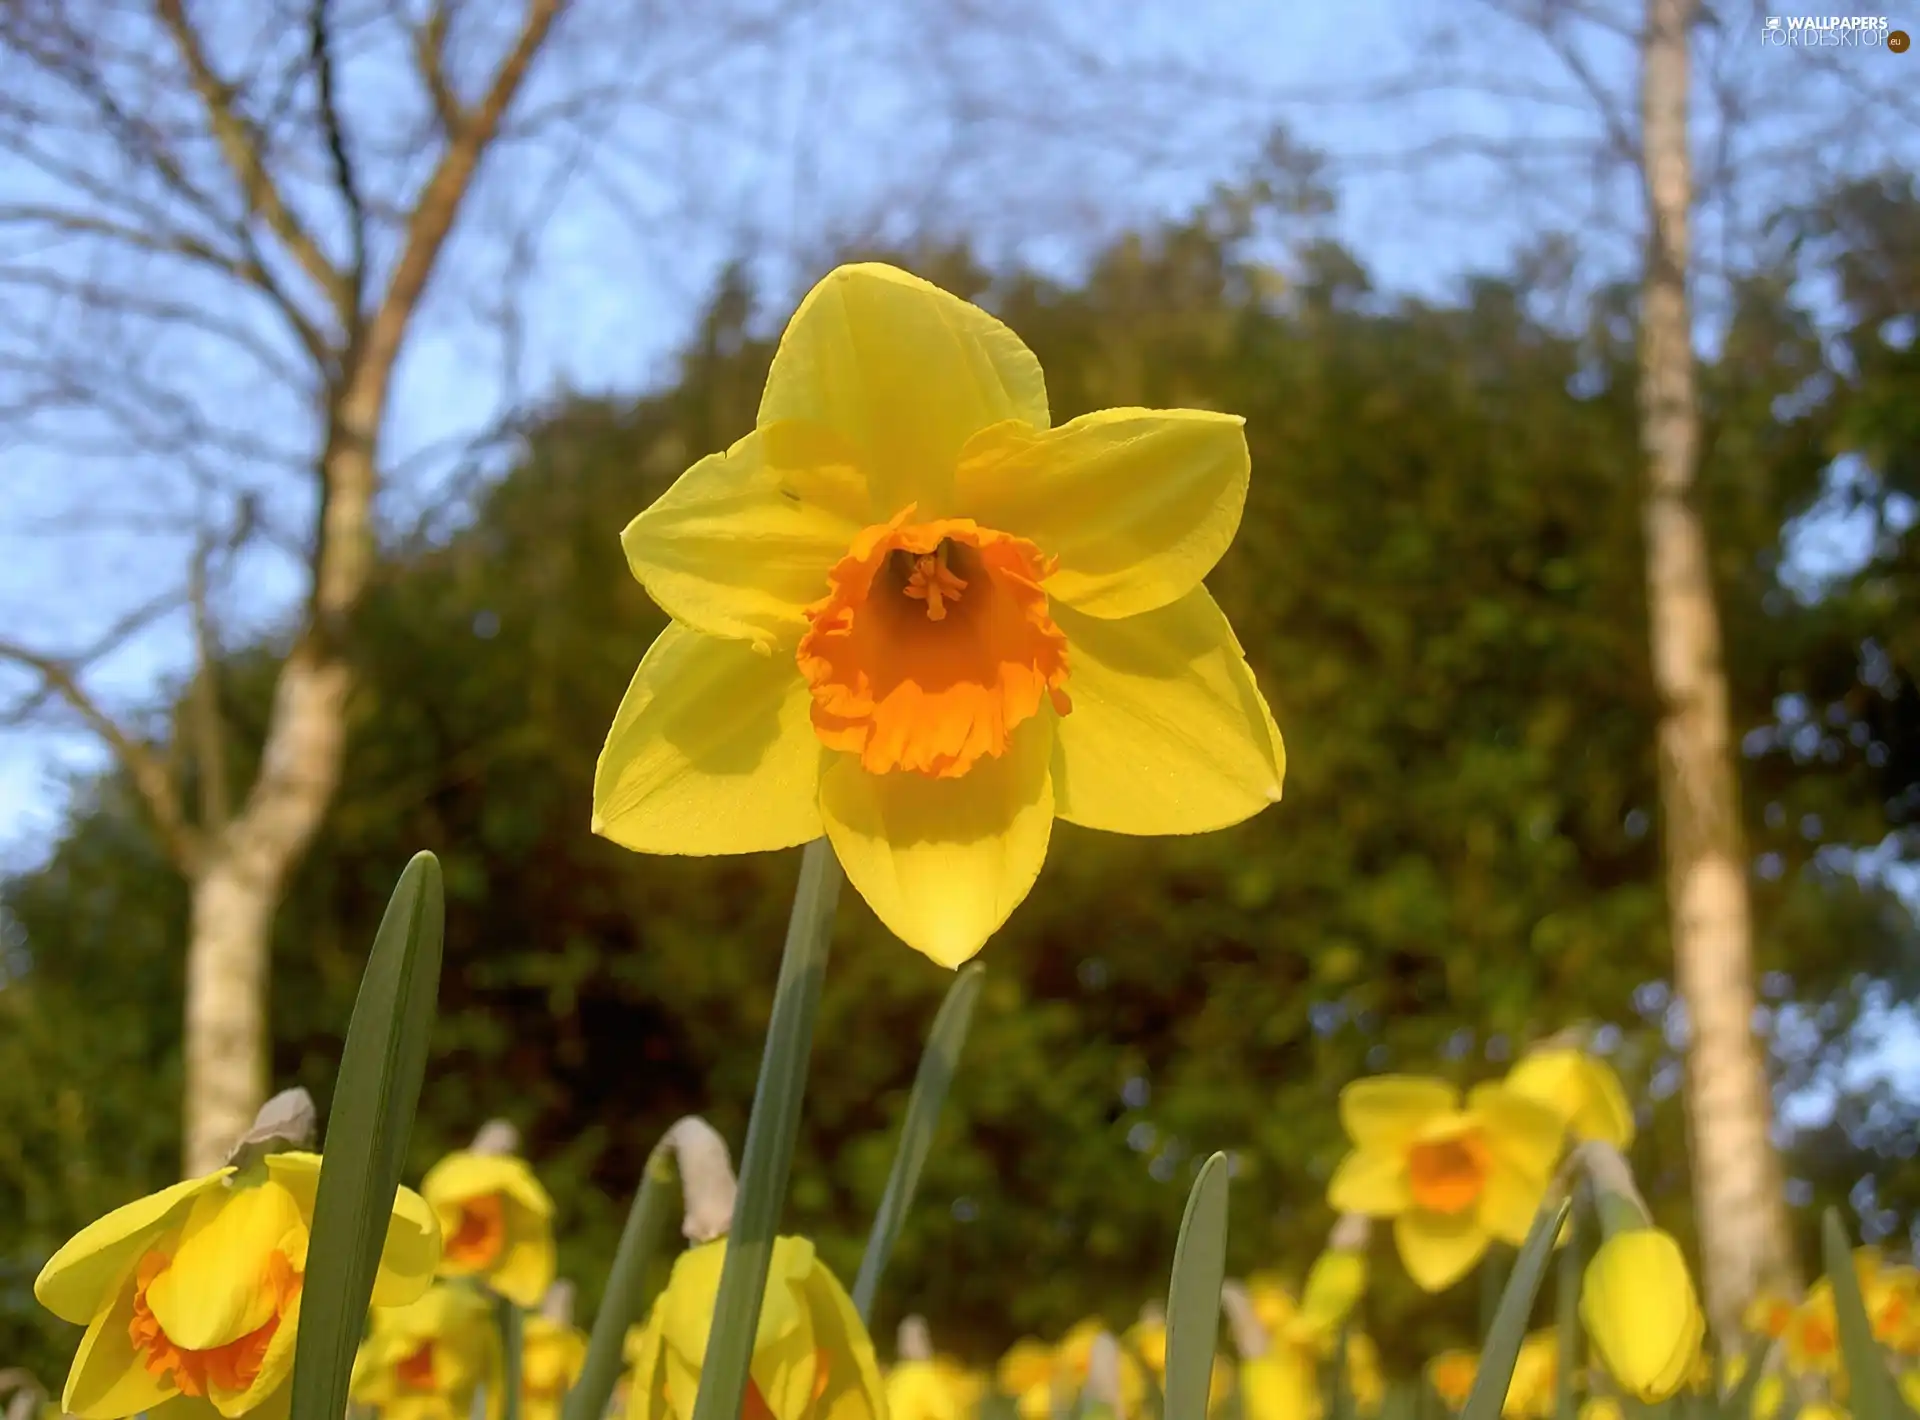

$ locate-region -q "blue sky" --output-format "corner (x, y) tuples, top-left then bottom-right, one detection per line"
(1, 0), (1914, 874)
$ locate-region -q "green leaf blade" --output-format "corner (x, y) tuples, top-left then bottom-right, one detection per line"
(290, 851), (446, 1420)
(1460, 1196), (1573, 1420)
(1164, 1152), (1231, 1420)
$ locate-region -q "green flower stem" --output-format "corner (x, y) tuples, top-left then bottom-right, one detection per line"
(1555, 1204), (1581, 1420)
(688, 839), (843, 1420)
(851, 963), (986, 1322)
(562, 1146), (681, 1420)
(498, 1296), (524, 1420)
(1461, 1196), (1573, 1420)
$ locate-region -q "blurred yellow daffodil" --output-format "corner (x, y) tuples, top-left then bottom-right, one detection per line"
(420, 1148), (556, 1308)
(1052, 1320), (1148, 1416)
(351, 1284), (502, 1420)
(1579, 1227), (1705, 1402)
(885, 1358), (982, 1420)
(522, 1314), (590, 1420)
(1427, 1351), (1477, 1411)
(625, 1235), (884, 1420)
(1784, 1286), (1844, 1379)
(35, 1153), (439, 1420)
(1578, 1400), (1623, 1420)
(1122, 1312), (1234, 1413)
(1240, 1347), (1317, 1420)
(997, 1338), (1058, 1420)
(1743, 1288), (1795, 1340)
(1502, 1332), (1558, 1420)
(594, 261), (1285, 966)
(1504, 1047), (1635, 1149)
(1327, 1076), (1564, 1291)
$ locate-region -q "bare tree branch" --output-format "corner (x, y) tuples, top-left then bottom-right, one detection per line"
(153, 0), (350, 317)
(308, 0), (367, 329)
(0, 638), (202, 872)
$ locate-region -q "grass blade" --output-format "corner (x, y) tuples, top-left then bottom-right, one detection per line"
(290, 852), (446, 1420)
(1823, 1208), (1894, 1420)
(1164, 1152), (1231, 1420)
(562, 1146), (680, 1420)
(851, 963), (986, 1322)
(1460, 1196), (1573, 1420)
(688, 839), (843, 1420)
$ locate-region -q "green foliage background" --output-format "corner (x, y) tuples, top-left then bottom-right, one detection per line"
(3, 161), (1917, 1381)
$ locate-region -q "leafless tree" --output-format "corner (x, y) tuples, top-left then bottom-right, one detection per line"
(0, 0), (805, 1177)
(1268, 0), (1920, 1336)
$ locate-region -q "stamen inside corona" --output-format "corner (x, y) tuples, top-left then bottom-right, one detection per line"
(797, 508), (1071, 778)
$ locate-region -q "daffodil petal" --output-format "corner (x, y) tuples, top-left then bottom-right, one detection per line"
(1327, 1147), (1412, 1216)
(619, 429), (866, 651)
(151, 1396), (224, 1420)
(758, 263), (1049, 519)
(34, 1171), (229, 1325)
(266, 1155), (441, 1307)
(421, 1152), (554, 1218)
(1338, 1076), (1459, 1150)
(801, 1257), (889, 1420)
(593, 622), (824, 854)
(63, 1267), (178, 1419)
(1468, 1083), (1568, 1183)
(493, 1225), (557, 1309)
(819, 716), (1055, 967)
(1049, 592), (1283, 834)
(956, 409), (1248, 618)
(373, 1185), (443, 1306)
(1394, 1210), (1489, 1293)
(1479, 1156), (1553, 1247)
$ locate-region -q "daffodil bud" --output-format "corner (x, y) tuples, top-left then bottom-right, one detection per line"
(1219, 1281), (1270, 1361)
(225, 1087), (318, 1169)
(1084, 1333), (1127, 1420)
(1573, 1140), (1653, 1238)
(662, 1116), (736, 1244)
(1579, 1228), (1706, 1401)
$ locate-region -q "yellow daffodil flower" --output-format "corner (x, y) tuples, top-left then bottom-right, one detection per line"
(420, 1149), (556, 1307)
(1504, 1047), (1635, 1149)
(1122, 1314), (1234, 1413)
(625, 1235), (884, 1420)
(1798, 1406), (1848, 1420)
(35, 1152), (440, 1420)
(1720, 1354), (1785, 1420)
(1327, 1076), (1564, 1291)
(997, 1338), (1057, 1420)
(1579, 1228), (1705, 1402)
(1578, 1400), (1623, 1420)
(593, 261), (1285, 966)
(351, 1284), (502, 1420)
(1427, 1351), (1478, 1411)
(1241, 1347), (1316, 1420)
(886, 1357), (983, 1420)
(1744, 1288), (1795, 1339)
(1502, 1332), (1558, 1420)
(1900, 1370), (1920, 1413)
(1344, 1334), (1385, 1416)
(1785, 1285), (1844, 1379)
(1243, 1275), (1298, 1341)
(522, 1314), (590, 1420)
